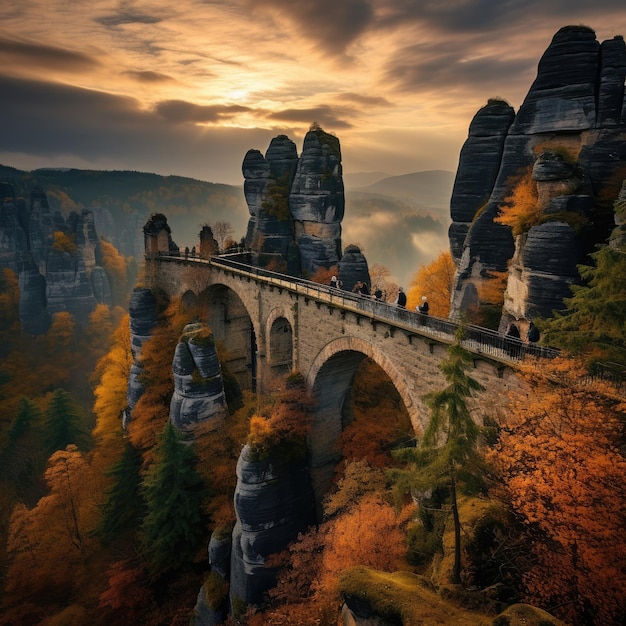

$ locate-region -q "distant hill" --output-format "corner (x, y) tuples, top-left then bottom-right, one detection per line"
(355, 170), (455, 210)
(0, 165), (249, 251)
(0, 164), (454, 286)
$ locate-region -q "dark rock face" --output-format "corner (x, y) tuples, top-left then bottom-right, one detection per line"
(450, 27), (626, 322)
(143, 212), (179, 256)
(338, 244), (371, 292)
(126, 287), (158, 420)
(45, 247), (98, 323)
(169, 323), (227, 433)
(242, 127), (345, 277)
(243, 136), (299, 272)
(449, 99), (515, 262)
(229, 444), (316, 607)
(0, 184), (116, 333)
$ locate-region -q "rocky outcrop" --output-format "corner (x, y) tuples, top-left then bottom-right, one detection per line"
(169, 323), (227, 433)
(143, 212), (180, 256)
(45, 247), (98, 324)
(126, 287), (159, 422)
(0, 184), (120, 333)
(290, 128), (344, 275)
(338, 244), (371, 292)
(449, 99), (515, 262)
(450, 26), (626, 323)
(229, 444), (316, 608)
(243, 135), (299, 273)
(242, 126), (345, 278)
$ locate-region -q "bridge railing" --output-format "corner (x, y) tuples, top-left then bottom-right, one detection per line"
(183, 255), (560, 364)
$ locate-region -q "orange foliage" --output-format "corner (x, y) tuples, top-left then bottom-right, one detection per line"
(490, 358), (626, 625)
(494, 170), (540, 236)
(52, 231), (77, 253)
(98, 560), (153, 623)
(340, 359), (412, 469)
(407, 251), (456, 316)
(309, 265), (338, 286)
(126, 297), (188, 460)
(477, 270), (508, 306)
(100, 239), (129, 304)
(5, 447), (102, 606)
(92, 315), (132, 452)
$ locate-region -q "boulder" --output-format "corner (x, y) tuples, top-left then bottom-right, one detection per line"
(338, 244), (371, 292)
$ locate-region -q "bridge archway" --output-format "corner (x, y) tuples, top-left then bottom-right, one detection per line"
(200, 284), (258, 391)
(305, 336), (423, 506)
(265, 306), (294, 379)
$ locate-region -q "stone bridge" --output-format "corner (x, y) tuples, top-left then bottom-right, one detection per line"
(144, 253), (537, 499)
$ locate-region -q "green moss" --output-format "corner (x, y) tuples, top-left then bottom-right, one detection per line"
(202, 570), (229, 609)
(339, 567), (490, 625)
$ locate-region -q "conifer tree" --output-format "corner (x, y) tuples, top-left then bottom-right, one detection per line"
(43, 388), (91, 455)
(97, 441), (144, 542)
(140, 421), (206, 577)
(393, 337), (485, 584)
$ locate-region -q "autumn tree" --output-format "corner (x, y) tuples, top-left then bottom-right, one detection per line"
(140, 421), (207, 577)
(392, 337), (486, 584)
(406, 251), (456, 316)
(489, 357), (626, 625)
(4, 447), (97, 610)
(494, 170), (540, 236)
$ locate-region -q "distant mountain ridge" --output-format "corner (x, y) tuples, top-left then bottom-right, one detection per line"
(354, 169), (455, 210)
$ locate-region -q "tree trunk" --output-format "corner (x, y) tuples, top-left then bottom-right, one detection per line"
(450, 472), (462, 584)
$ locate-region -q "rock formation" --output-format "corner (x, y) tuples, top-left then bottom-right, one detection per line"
(229, 443), (316, 609)
(242, 125), (344, 277)
(126, 286), (159, 423)
(169, 323), (228, 433)
(449, 26), (626, 327)
(338, 244), (371, 292)
(0, 184), (114, 333)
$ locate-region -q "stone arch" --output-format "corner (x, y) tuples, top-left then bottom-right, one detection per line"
(200, 283), (258, 392)
(180, 289), (198, 312)
(305, 335), (423, 505)
(265, 306), (294, 377)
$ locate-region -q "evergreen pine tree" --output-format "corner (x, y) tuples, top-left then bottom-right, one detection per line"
(43, 388), (91, 455)
(140, 421), (207, 577)
(97, 441), (145, 542)
(393, 337), (486, 584)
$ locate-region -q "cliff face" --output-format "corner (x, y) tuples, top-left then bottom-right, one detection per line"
(229, 444), (316, 607)
(449, 26), (626, 326)
(243, 126), (344, 277)
(0, 184), (112, 334)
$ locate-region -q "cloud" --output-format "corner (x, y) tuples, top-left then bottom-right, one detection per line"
(0, 37), (101, 73)
(124, 70), (179, 83)
(243, 0), (375, 55)
(266, 106), (354, 129)
(156, 100), (253, 123)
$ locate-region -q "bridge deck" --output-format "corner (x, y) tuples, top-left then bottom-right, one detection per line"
(156, 253), (559, 366)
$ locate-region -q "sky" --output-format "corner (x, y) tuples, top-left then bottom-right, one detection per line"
(0, 1), (625, 187)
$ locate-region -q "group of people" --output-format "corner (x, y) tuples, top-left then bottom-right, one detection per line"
(505, 320), (540, 344)
(329, 276), (385, 302)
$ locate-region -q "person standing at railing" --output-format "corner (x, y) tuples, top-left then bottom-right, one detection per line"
(395, 287), (407, 308)
(417, 295), (429, 315)
(373, 286), (383, 301)
(330, 275), (338, 289)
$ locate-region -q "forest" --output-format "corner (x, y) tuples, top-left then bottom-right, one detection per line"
(0, 190), (625, 626)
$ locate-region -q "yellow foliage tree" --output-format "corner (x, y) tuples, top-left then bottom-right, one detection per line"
(52, 231), (77, 253)
(407, 251), (456, 316)
(494, 170), (540, 236)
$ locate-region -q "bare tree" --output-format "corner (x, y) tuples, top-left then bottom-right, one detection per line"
(212, 221), (234, 252)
